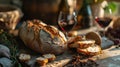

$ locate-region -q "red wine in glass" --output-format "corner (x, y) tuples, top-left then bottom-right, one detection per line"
(95, 17), (112, 37)
(95, 17), (112, 28)
(58, 12), (77, 32)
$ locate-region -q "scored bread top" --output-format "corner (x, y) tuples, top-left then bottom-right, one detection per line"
(24, 19), (67, 43)
(19, 19), (67, 55)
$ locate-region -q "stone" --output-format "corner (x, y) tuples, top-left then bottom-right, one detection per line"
(0, 57), (12, 67)
(101, 37), (114, 49)
(0, 44), (10, 58)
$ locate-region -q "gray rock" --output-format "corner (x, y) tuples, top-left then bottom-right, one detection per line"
(101, 37), (114, 49)
(0, 57), (12, 67)
(0, 44), (10, 58)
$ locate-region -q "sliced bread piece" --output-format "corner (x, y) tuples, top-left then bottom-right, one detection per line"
(36, 57), (48, 66)
(43, 54), (56, 62)
(68, 40), (95, 49)
(77, 44), (101, 56)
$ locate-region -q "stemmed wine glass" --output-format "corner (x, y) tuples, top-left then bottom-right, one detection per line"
(57, 0), (78, 39)
(95, 5), (113, 38)
(58, 11), (77, 38)
(95, 17), (112, 36)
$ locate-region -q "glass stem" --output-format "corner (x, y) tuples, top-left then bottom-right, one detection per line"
(103, 28), (108, 40)
(103, 28), (106, 37)
(65, 32), (68, 40)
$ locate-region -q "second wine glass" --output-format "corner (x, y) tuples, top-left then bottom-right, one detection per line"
(58, 11), (77, 37)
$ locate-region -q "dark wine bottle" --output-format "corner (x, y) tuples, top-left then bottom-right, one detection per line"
(77, 0), (93, 29)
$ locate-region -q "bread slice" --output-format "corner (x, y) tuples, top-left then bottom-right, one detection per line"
(77, 45), (101, 56)
(43, 54), (56, 62)
(68, 40), (95, 49)
(68, 31), (78, 37)
(85, 31), (102, 46)
(68, 35), (83, 44)
(36, 57), (48, 66)
(19, 53), (31, 62)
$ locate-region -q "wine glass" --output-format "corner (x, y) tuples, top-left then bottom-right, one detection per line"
(95, 7), (113, 38)
(58, 11), (77, 38)
(95, 17), (112, 35)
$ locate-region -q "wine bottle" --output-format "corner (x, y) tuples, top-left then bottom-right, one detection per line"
(78, 0), (93, 29)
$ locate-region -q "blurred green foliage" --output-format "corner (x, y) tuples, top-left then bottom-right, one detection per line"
(104, 2), (117, 13)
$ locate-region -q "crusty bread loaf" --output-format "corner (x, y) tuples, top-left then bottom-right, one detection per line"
(77, 45), (101, 56)
(19, 19), (67, 55)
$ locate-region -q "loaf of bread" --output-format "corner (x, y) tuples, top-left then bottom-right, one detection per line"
(19, 19), (67, 55)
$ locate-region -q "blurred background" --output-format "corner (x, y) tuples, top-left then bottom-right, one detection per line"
(0, 0), (120, 30)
